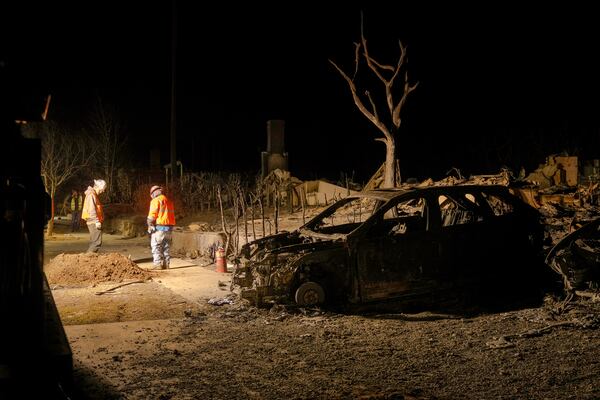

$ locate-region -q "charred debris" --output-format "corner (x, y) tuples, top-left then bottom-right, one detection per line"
(230, 154), (600, 310)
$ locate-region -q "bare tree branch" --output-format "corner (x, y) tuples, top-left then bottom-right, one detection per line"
(365, 90), (379, 121)
(89, 98), (128, 202)
(392, 72), (419, 128)
(352, 42), (361, 80)
(330, 13), (418, 188)
(390, 40), (407, 85)
(361, 40), (387, 84)
(25, 121), (91, 236)
(368, 57), (395, 72)
(329, 59), (391, 140)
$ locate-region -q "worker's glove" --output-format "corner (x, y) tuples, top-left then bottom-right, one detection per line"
(95, 222), (102, 230)
(148, 226), (156, 234)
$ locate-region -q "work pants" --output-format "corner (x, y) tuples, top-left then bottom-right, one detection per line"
(151, 230), (172, 268)
(86, 222), (102, 253)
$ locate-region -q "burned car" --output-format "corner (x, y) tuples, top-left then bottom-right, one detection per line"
(545, 217), (600, 292)
(232, 185), (545, 308)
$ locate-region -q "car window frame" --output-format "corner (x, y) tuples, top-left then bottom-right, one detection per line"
(301, 195), (387, 238)
(351, 193), (431, 238)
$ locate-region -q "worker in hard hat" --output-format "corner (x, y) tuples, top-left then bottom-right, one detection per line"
(82, 179), (106, 252)
(147, 185), (176, 269)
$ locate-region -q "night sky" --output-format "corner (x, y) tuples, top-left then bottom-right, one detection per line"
(3, 3), (600, 184)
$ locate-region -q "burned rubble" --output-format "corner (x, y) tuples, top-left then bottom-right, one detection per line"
(510, 156), (600, 297)
(231, 155), (600, 311)
(545, 218), (600, 293)
(405, 156), (600, 299)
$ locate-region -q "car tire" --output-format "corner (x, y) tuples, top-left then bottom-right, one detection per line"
(294, 281), (325, 306)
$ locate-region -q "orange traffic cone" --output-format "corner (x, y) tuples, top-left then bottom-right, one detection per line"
(215, 246), (227, 273)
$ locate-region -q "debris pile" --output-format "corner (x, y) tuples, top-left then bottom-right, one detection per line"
(45, 252), (152, 286)
(412, 170), (512, 188)
(396, 153), (600, 294)
(545, 218), (600, 292)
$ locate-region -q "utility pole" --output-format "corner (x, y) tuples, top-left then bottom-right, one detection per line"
(170, 0), (177, 181)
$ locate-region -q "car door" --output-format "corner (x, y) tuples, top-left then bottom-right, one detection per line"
(353, 195), (440, 302)
(477, 188), (533, 275)
(433, 188), (492, 288)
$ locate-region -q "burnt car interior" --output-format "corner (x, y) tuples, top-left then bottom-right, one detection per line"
(439, 194), (483, 226)
(375, 197), (428, 236)
(306, 197), (383, 236)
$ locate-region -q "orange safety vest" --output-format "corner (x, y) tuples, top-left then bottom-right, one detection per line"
(82, 191), (104, 223)
(148, 194), (175, 225)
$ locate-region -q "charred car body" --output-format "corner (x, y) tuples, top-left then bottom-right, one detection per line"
(545, 218), (600, 292)
(232, 185), (545, 308)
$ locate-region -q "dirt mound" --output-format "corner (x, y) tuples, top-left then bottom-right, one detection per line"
(46, 252), (152, 286)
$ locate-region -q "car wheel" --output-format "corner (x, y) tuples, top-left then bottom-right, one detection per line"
(294, 281), (325, 306)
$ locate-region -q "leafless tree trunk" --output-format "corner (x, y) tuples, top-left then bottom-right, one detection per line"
(226, 175), (243, 253)
(238, 186), (249, 246)
(267, 218), (272, 236)
(273, 184), (279, 234)
(216, 185), (232, 256)
(300, 185), (306, 225)
(329, 13), (418, 188)
(232, 197), (240, 254)
(89, 98), (127, 201)
(24, 122), (91, 236)
(259, 195), (265, 238)
(249, 194), (257, 241)
(253, 175), (266, 238)
(266, 185), (271, 208)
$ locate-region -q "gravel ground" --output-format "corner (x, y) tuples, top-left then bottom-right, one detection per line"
(63, 293), (600, 400)
(42, 206), (600, 400)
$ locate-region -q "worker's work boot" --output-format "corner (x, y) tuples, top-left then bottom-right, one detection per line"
(162, 261), (169, 270)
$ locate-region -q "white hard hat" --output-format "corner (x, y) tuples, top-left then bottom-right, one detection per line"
(94, 179), (107, 192)
(150, 185), (163, 196)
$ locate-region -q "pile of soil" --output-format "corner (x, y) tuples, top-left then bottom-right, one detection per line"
(45, 252), (152, 286)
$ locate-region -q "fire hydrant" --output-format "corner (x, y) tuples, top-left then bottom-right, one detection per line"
(215, 246), (227, 273)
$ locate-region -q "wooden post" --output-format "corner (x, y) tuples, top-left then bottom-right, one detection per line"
(274, 186), (279, 234)
(300, 185), (306, 225)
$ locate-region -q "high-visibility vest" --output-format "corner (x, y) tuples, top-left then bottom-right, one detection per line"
(148, 194), (175, 225)
(82, 191), (104, 223)
(71, 194), (82, 211)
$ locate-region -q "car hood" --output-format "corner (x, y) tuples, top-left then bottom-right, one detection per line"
(239, 230), (346, 262)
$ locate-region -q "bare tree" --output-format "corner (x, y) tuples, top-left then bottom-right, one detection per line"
(217, 184), (234, 256)
(238, 185), (249, 246)
(89, 98), (127, 201)
(248, 192), (258, 241)
(25, 122), (90, 236)
(254, 175), (266, 238)
(329, 14), (418, 187)
(229, 176), (242, 254)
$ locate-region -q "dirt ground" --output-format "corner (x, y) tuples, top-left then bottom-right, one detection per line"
(44, 217), (600, 400)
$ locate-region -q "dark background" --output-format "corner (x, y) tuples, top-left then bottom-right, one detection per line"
(3, 2), (600, 184)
